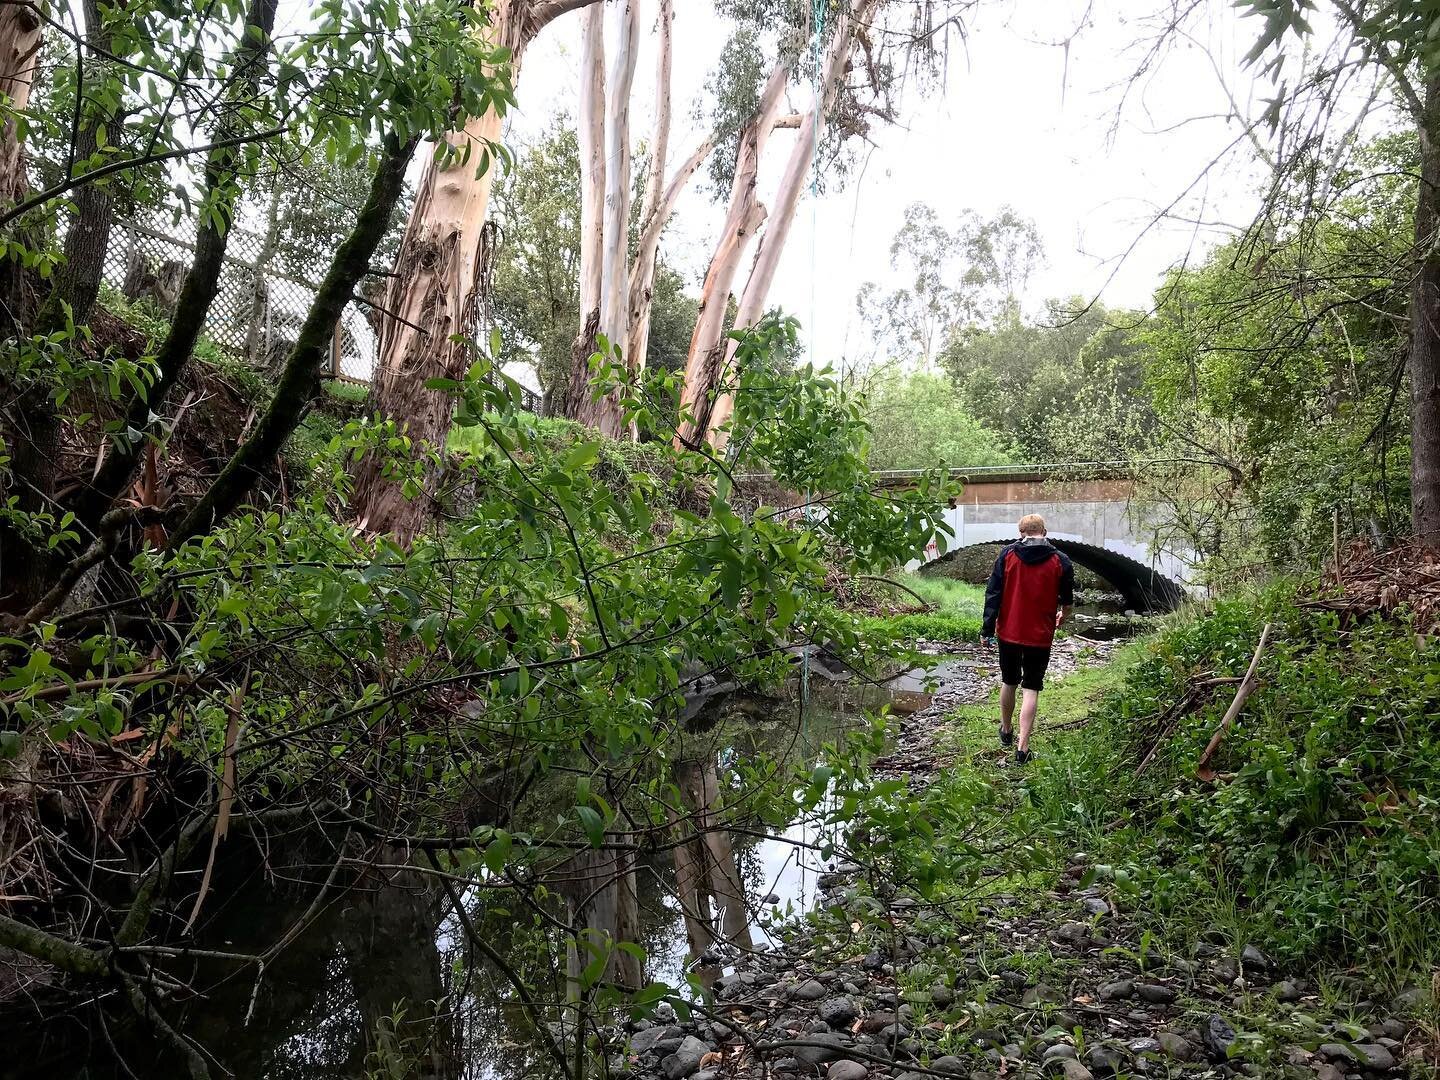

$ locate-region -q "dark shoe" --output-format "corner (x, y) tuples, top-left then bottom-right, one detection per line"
(1014, 748), (1033, 765)
(999, 723), (1014, 748)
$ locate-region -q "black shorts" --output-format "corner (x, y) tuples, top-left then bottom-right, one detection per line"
(998, 640), (1052, 692)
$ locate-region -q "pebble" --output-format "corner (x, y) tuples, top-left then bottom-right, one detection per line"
(1203, 1014), (1236, 1058)
(818, 996), (859, 1027)
(1156, 1032), (1192, 1060)
(791, 978), (827, 1001)
(1060, 1060), (1095, 1080)
(1083, 897), (1111, 916)
(825, 1062), (867, 1080)
(1098, 980), (1134, 1001)
(1135, 983), (1176, 1005)
(1274, 980), (1302, 1002)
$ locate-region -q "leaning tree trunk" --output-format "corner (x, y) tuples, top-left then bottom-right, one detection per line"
(351, 0), (601, 544)
(706, 0), (878, 448)
(672, 63), (789, 451)
(1411, 75), (1440, 549)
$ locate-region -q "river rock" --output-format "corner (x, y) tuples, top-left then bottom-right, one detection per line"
(1098, 980), (1134, 1001)
(1059, 1061), (1095, 1080)
(1083, 897), (1111, 916)
(1203, 1014), (1236, 1058)
(1087, 1042), (1126, 1076)
(1393, 985), (1432, 1013)
(1054, 922), (1090, 945)
(1274, 980), (1302, 1002)
(791, 978), (827, 1001)
(794, 1032), (847, 1065)
(630, 1025), (680, 1054)
(927, 1055), (967, 1075)
(819, 996), (859, 1027)
(1213, 957), (1240, 984)
(1136, 982), (1176, 1005)
(1354, 1043), (1397, 1070)
(1156, 1032), (1192, 1060)
(1043, 1043), (1079, 1062)
(659, 1035), (710, 1079)
(1240, 944), (1270, 969)
(860, 1010), (897, 1033)
(1128, 1038), (1161, 1055)
(826, 1061), (868, 1080)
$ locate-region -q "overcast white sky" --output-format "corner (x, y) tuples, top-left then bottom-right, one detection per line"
(503, 0), (1286, 373)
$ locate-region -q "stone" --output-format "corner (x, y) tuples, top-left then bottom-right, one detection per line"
(826, 1062), (868, 1080)
(808, 1021), (833, 1033)
(877, 1022), (911, 1043)
(794, 1033), (847, 1066)
(1213, 957), (1240, 984)
(1240, 944), (1270, 969)
(1136, 983), (1177, 1005)
(1054, 922), (1091, 945)
(931, 982), (956, 1008)
(1043, 1044), (1079, 1062)
(1353, 1044), (1397, 1070)
(861, 1010), (898, 1033)
(1312, 1066), (1345, 1080)
(630, 1026), (677, 1055)
(1087, 1043), (1126, 1076)
(1060, 1061), (1095, 1080)
(1128, 1038), (1161, 1055)
(693, 1072), (720, 1080)
(1098, 980), (1134, 1001)
(792, 978), (827, 1001)
(659, 1036), (710, 1080)
(1203, 1014), (1236, 1059)
(929, 1056), (967, 1075)
(1319, 1043), (1357, 1065)
(1275, 980), (1303, 1002)
(862, 950), (886, 971)
(1156, 1032), (1192, 1060)
(1377, 1018), (1406, 1041)
(762, 892), (781, 904)
(1083, 897), (1111, 916)
(655, 1003), (677, 1023)
(819, 996), (860, 1027)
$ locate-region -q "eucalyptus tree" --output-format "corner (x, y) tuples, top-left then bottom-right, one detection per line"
(673, 0), (977, 451)
(350, 0), (599, 543)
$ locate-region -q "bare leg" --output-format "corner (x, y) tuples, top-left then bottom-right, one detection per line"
(1000, 683), (1017, 735)
(1018, 689), (1040, 752)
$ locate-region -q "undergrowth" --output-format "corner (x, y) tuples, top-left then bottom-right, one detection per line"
(921, 581), (1440, 1010)
(861, 574), (984, 643)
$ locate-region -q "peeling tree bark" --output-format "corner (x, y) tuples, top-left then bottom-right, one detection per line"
(563, 1), (607, 425)
(672, 63), (790, 451)
(707, 0), (879, 448)
(351, 0), (601, 545)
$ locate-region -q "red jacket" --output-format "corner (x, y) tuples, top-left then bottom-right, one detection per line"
(982, 539), (1075, 648)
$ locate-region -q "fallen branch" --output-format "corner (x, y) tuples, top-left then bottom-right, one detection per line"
(1195, 622), (1274, 781)
(856, 574), (930, 608)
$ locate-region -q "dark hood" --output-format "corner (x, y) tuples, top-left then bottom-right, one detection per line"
(1012, 537), (1058, 565)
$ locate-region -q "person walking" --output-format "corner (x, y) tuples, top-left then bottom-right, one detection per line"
(981, 514), (1074, 764)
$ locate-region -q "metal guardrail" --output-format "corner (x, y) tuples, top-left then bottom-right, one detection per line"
(737, 461), (1163, 485)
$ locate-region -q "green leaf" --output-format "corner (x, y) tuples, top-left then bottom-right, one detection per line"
(576, 805), (605, 848)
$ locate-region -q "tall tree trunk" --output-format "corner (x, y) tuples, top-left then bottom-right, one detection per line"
(563, 1), (607, 425)
(40, 0), (119, 330)
(707, 0), (878, 448)
(1412, 75), (1440, 548)
(72, 0), (279, 534)
(0, 0), (42, 335)
(623, 0), (679, 384)
(351, 0), (600, 544)
(672, 63), (790, 451)
(572, 0), (640, 437)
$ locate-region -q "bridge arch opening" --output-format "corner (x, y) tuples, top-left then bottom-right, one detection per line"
(921, 539), (1187, 614)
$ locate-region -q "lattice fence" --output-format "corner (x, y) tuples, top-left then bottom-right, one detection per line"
(102, 211), (377, 383)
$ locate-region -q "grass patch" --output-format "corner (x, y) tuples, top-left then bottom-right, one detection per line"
(911, 582), (1440, 1007)
(861, 573), (984, 643)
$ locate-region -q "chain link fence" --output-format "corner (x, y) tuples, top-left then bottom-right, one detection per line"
(101, 210), (377, 383)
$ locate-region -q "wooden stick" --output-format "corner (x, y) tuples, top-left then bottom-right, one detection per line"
(1196, 622), (1274, 779)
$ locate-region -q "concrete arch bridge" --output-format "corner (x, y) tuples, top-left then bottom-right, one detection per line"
(875, 463), (1193, 613)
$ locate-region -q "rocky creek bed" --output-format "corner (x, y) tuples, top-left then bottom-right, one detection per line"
(605, 639), (1434, 1080)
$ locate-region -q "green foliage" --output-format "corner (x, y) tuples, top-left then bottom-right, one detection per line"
(934, 588), (1440, 991)
(861, 371), (1015, 471)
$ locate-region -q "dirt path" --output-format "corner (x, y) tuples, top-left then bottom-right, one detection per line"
(615, 644), (1428, 1080)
